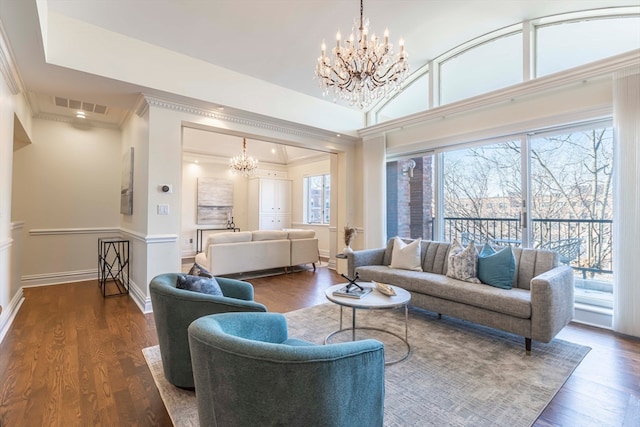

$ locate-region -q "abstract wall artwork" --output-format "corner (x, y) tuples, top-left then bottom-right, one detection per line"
(120, 147), (134, 215)
(197, 177), (233, 226)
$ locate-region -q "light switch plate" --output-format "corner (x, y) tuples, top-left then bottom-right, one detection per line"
(157, 204), (170, 215)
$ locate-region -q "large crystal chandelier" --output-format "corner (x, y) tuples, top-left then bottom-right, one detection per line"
(315, 0), (409, 109)
(229, 138), (258, 176)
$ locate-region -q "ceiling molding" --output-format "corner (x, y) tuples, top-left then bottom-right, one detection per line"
(34, 112), (121, 130)
(0, 20), (22, 95)
(359, 49), (640, 138)
(133, 93), (149, 118)
(141, 93), (360, 145)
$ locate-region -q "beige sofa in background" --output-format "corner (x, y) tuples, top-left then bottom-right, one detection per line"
(195, 230), (319, 276)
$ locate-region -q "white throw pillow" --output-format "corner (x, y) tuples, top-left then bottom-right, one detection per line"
(446, 239), (481, 283)
(390, 237), (423, 271)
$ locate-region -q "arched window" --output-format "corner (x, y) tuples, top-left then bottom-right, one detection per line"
(372, 9), (639, 125)
(376, 72), (429, 124)
(536, 16), (640, 77)
(440, 31), (522, 105)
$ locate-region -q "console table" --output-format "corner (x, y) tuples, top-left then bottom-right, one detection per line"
(98, 237), (130, 297)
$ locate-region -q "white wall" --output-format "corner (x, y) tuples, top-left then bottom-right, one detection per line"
(11, 118), (121, 285)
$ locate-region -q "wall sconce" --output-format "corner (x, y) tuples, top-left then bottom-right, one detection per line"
(402, 159), (416, 178)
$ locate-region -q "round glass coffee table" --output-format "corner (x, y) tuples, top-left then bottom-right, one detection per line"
(324, 282), (411, 365)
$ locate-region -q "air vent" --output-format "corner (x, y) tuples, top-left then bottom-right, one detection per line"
(54, 96), (109, 115)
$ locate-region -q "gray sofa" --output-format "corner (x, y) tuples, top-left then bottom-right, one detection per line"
(348, 239), (575, 352)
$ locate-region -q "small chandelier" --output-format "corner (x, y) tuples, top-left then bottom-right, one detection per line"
(229, 138), (258, 176)
(315, 0), (409, 109)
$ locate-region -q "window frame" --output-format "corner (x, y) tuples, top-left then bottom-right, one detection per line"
(304, 173), (331, 225)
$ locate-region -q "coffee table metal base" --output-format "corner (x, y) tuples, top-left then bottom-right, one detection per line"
(325, 305), (411, 365)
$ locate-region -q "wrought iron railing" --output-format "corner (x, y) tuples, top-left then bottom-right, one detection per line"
(440, 217), (613, 280)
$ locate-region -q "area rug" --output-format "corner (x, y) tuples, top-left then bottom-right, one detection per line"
(143, 303), (590, 427)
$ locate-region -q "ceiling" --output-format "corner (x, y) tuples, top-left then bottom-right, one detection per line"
(1, 1), (637, 138)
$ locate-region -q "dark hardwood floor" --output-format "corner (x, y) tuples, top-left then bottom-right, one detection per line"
(0, 266), (638, 426)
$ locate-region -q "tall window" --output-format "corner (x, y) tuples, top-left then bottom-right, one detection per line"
(305, 174), (330, 224)
(529, 123), (614, 308)
(442, 140), (522, 244)
(387, 120), (615, 310)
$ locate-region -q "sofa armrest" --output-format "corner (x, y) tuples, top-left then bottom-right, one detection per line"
(347, 248), (386, 277)
(530, 265), (575, 342)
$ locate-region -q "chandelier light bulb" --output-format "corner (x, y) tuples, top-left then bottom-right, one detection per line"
(315, 0), (409, 109)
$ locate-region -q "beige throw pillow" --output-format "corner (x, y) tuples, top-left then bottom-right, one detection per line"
(390, 237), (423, 271)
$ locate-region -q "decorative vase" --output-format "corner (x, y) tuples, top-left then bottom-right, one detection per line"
(343, 245), (353, 255)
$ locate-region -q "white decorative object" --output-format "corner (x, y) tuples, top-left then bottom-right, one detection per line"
(343, 224), (357, 254)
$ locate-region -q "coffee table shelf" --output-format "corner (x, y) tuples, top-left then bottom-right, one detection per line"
(324, 282), (411, 365)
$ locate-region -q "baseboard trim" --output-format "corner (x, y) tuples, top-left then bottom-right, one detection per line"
(573, 303), (613, 329)
(0, 288), (25, 345)
(21, 269), (97, 287)
(127, 276), (152, 314)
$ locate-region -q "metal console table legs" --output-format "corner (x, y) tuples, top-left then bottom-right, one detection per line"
(98, 238), (130, 297)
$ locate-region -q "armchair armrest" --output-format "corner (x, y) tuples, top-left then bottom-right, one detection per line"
(216, 277), (255, 301)
(347, 248), (386, 277)
(530, 265), (575, 342)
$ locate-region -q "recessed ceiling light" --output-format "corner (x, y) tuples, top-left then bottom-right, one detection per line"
(76, 111), (86, 119)
(336, 134), (341, 137)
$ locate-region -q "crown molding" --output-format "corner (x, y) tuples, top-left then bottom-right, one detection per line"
(359, 50), (640, 138)
(0, 20), (22, 95)
(140, 93), (360, 145)
(33, 112), (121, 130)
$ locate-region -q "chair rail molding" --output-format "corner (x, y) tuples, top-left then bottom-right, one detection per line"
(29, 227), (120, 236)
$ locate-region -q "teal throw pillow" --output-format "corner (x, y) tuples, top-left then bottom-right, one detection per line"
(176, 274), (223, 296)
(477, 243), (516, 289)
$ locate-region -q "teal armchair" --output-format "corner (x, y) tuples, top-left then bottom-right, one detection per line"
(188, 312), (385, 427)
(149, 273), (267, 389)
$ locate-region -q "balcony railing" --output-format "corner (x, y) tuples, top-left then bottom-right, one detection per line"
(442, 216), (613, 280)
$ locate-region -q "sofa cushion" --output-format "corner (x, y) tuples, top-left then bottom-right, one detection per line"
(355, 266), (531, 319)
(208, 231), (252, 245)
(390, 237), (423, 271)
(252, 230), (289, 241)
(288, 230), (316, 239)
(446, 240), (481, 284)
(176, 274), (223, 296)
(478, 244), (516, 289)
